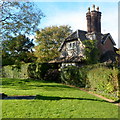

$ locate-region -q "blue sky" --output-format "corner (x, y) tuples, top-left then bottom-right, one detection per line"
(32, 1), (118, 48)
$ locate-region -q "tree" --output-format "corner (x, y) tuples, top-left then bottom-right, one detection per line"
(1, 1), (44, 40)
(82, 40), (100, 64)
(116, 48), (120, 55)
(34, 25), (72, 62)
(2, 35), (36, 65)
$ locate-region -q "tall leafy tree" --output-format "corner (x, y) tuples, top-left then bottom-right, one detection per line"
(34, 25), (72, 62)
(1, 1), (44, 40)
(2, 35), (36, 65)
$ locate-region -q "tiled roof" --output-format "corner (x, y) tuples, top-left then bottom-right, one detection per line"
(65, 29), (88, 41)
(59, 29), (88, 51)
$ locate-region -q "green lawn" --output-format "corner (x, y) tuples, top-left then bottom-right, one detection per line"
(1, 78), (119, 118)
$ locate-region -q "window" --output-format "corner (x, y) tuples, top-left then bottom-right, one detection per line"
(73, 43), (75, 48)
(68, 42), (76, 49)
(69, 43), (72, 48)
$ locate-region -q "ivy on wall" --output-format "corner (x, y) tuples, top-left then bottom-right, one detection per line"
(83, 40), (100, 64)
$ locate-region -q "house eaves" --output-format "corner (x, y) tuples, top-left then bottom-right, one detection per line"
(102, 33), (116, 45)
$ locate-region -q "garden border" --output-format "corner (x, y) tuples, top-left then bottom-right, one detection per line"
(63, 84), (120, 106)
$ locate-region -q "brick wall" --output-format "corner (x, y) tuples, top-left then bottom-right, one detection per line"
(99, 37), (114, 54)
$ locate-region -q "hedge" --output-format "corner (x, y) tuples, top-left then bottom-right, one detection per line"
(60, 66), (86, 87)
(60, 64), (119, 100)
(2, 63), (30, 79)
(2, 63), (59, 80)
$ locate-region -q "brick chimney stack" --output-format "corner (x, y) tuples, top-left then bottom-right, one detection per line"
(86, 7), (91, 33)
(86, 5), (102, 34)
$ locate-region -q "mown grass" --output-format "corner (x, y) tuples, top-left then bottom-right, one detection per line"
(1, 78), (119, 118)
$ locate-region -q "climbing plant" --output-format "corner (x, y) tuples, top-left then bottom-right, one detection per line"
(83, 40), (100, 64)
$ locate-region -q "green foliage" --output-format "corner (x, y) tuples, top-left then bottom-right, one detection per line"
(83, 40), (100, 64)
(2, 1), (44, 40)
(61, 66), (86, 87)
(116, 48), (120, 55)
(27, 63), (37, 78)
(87, 67), (118, 93)
(2, 63), (59, 80)
(2, 64), (30, 79)
(118, 68), (120, 99)
(44, 69), (60, 82)
(60, 64), (119, 100)
(2, 35), (36, 66)
(34, 25), (72, 62)
(27, 63), (59, 80)
(38, 63), (51, 79)
(20, 63), (30, 79)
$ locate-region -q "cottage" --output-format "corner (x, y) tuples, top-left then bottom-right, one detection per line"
(50, 5), (117, 66)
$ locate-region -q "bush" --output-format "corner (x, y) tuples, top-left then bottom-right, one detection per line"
(20, 63), (30, 79)
(44, 69), (60, 82)
(60, 66), (86, 87)
(2, 63), (60, 80)
(60, 64), (119, 99)
(35, 63), (59, 80)
(2, 64), (30, 79)
(27, 63), (37, 78)
(87, 67), (118, 93)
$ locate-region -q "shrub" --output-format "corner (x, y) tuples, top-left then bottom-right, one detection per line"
(20, 63), (30, 79)
(60, 66), (86, 87)
(2, 63), (60, 80)
(44, 69), (60, 82)
(35, 63), (59, 80)
(2, 64), (30, 79)
(87, 67), (118, 93)
(60, 64), (119, 100)
(27, 63), (37, 78)
(2, 65), (13, 78)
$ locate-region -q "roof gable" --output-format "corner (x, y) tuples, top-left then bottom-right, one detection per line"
(59, 29), (88, 51)
(101, 33), (116, 45)
(65, 29), (87, 41)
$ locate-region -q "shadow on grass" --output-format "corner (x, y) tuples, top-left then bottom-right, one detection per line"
(1, 78), (80, 88)
(28, 84), (72, 89)
(15, 84), (76, 91)
(1, 78), (50, 85)
(2, 78), (31, 86)
(2, 78), (76, 91)
(2, 95), (109, 103)
(35, 95), (108, 103)
(3, 95), (36, 100)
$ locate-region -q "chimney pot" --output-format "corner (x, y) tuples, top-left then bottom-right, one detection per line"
(97, 7), (99, 11)
(88, 7), (90, 12)
(92, 4), (95, 11)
